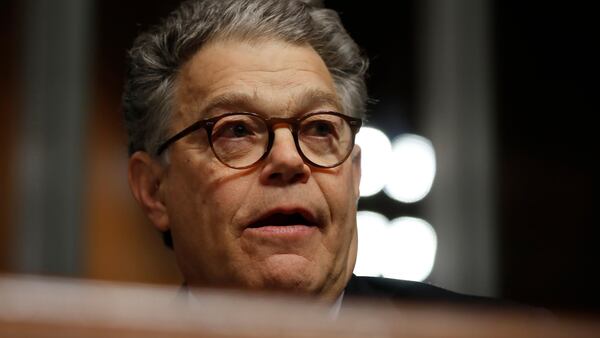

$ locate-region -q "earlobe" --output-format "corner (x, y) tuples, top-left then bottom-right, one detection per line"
(128, 151), (170, 231)
(351, 145), (361, 200)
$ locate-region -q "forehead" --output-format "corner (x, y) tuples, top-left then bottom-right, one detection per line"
(174, 39), (340, 124)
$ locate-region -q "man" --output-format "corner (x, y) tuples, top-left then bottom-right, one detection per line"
(124, 0), (492, 306)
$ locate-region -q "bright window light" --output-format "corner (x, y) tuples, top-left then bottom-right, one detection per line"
(354, 212), (438, 282)
(382, 217), (437, 281)
(354, 211), (389, 277)
(355, 127), (392, 197)
(384, 134), (436, 203)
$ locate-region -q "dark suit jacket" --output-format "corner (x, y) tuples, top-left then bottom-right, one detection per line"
(344, 274), (502, 306)
(343, 274), (555, 324)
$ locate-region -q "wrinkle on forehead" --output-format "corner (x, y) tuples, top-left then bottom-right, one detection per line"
(173, 39), (339, 127)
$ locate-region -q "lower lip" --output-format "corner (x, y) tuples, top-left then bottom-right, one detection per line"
(243, 225), (317, 238)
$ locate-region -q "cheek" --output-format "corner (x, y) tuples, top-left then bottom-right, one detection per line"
(166, 158), (252, 263)
(169, 155), (254, 232)
(165, 155), (217, 232)
(318, 167), (356, 211)
(315, 167), (357, 239)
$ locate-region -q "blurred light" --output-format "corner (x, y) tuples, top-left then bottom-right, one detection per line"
(354, 211), (388, 277)
(355, 127), (392, 197)
(384, 134), (436, 203)
(383, 217), (437, 281)
(354, 213), (438, 282)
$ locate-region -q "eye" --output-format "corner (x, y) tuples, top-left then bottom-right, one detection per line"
(230, 123), (251, 137)
(302, 120), (337, 138)
(313, 122), (333, 135)
(215, 122), (251, 138)
(213, 118), (261, 139)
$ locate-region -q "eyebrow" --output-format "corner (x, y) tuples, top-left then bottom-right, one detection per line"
(194, 92), (255, 118)
(293, 88), (343, 113)
(197, 89), (342, 118)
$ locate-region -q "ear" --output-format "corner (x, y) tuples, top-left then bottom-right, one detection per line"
(128, 151), (170, 231)
(351, 144), (361, 201)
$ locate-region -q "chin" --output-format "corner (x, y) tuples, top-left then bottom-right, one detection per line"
(255, 254), (322, 293)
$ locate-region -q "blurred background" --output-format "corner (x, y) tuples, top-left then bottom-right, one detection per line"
(0, 0), (596, 313)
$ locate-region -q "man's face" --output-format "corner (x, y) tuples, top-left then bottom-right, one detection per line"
(151, 39), (360, 300)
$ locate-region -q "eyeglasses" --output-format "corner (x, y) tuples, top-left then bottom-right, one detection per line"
(156, 111), (362, 169)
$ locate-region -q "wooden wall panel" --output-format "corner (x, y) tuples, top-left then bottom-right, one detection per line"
(83, 64), (181, 284)
(0, 1), (20, 272)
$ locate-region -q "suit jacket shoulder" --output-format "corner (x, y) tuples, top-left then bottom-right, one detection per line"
(344, 275), (499, 305)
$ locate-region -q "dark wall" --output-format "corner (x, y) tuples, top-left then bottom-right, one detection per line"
(493, 1), (597, 311)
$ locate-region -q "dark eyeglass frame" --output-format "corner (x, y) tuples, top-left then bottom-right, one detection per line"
(156, 111), (362, 169)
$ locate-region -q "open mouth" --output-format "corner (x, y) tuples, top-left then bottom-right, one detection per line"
(247, 211), (317, 228)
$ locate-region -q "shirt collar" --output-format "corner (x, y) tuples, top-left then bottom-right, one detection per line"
(328, 291), (344, 319)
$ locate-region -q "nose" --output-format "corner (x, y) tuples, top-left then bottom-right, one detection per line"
(259, 125), (310, 185)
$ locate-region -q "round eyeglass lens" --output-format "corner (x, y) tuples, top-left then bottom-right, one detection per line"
(298, 113), (353, 167)
(210, 114), (269, 168)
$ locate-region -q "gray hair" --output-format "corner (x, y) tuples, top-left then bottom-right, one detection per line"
(123, 0), (369, 156)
